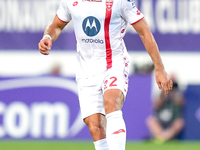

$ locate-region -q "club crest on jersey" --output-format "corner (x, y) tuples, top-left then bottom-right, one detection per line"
(82, 16), (101, 37)
(106, 0), (113, 11)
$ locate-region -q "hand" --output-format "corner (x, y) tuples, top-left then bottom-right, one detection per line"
(38, 37), (52, 55)
(155, 69), (173, 96)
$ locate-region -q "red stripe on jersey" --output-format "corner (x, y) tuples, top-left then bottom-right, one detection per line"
(131, 17), (144, 25)
(112, 129), (126, 134)
(56, 15), (69, 23)
(104, 1), (113, 69)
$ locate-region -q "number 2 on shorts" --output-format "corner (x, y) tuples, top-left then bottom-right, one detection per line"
(109, 76), (117, 87)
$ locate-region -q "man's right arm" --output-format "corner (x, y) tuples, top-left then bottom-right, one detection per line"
(38, 15), (68, 55)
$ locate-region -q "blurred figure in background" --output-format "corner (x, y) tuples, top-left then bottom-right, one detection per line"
(146, 75), (185, 144)
(133, 62), (154, 74)
(49, 63), (62, 76)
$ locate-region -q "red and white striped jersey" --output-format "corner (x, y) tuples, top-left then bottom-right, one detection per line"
(57, 0), (144, 78)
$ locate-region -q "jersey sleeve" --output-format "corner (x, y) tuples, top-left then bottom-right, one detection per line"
(56, 0), (72, 23)
(121, 0), (144, 25)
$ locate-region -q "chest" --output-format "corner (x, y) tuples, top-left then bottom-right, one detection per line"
(67, 0), (120, 22)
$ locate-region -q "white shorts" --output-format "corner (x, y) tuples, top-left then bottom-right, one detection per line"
(77, 55), (129, 120)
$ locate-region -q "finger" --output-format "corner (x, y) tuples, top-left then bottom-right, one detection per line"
(170, 80), (173, 90)
(157, 82), (163, 92)
(164, 82), (170, 96)
(38, 42), (48, 52)
(46, 40), (52, 50)
(41, 51), (50, 55)
(43, 39), (52, 50)
(39, 48), (49, 55)
(166, 80), (173, 92)
(38, 44), (47, 51)
(38, 48), (49, 55)
(40, 39), (52, 50)
(40, 41), (49, 50)
(164, 88), (169, 96)
(166, 81), (171, 91)
(39, 47), (50, 55)
(38, 41), (51, 55)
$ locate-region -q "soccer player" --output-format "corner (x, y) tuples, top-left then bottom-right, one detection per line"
(38, 0), (173, 149)
(147, 76), (184, 144)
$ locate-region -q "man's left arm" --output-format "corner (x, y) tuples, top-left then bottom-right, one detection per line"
(132, 18), (173, 96)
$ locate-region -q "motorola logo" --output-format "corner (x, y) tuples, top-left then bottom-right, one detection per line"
(82, 16), (101, 37)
